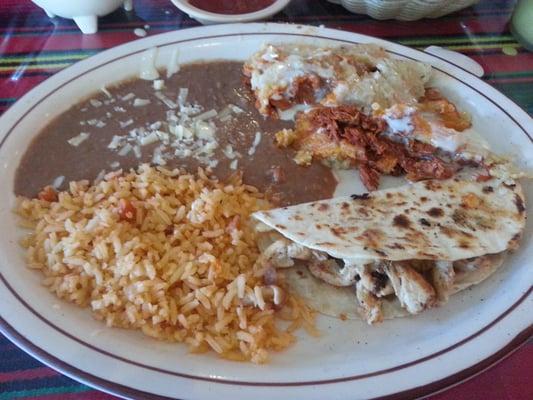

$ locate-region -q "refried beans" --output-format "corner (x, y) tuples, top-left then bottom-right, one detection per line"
(14, 61), (337, 206)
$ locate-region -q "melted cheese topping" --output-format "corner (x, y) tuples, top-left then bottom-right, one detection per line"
(381, 104), (490, 160)
(246, 43), (432, 116)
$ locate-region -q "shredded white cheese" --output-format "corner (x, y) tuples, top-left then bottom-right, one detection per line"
(108, 135), (124, 149)
(166, 48), (180, 79)
(248, 131), (262, 156)
(230, 104), (244, 114)
(101, 86), (112, 98)
(52, 175), (65, 189)
(153, 79), (165, 91)
(67, 132), (90, 147)
(139, 131), (159, 146)
(133, 145), (142, 158)
(90, 99), (102, 108)
(194, 109), (217, 121)
(105, 86), (221, 168)
(223, 144), (239, 159)
(120, 119), (134, 129)
(154, 91), (177, 109)
(139, 47), (159, 80)
(150, 121), (162, 130)
(152, 145), (167, 165)
(177, 88), (188, 106)
(218, 107), (232, 122)
(94, 169), (106, 184)
(155, 130), (169, 143)
(117, 143), (132, 156)
(133, 98), (151, 107)
(121, 93), (135, 102)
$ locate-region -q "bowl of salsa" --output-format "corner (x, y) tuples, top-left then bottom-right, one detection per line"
(171, 0), (291, 24)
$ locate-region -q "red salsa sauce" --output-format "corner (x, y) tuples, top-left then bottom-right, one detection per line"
(188, 0), (276, 15)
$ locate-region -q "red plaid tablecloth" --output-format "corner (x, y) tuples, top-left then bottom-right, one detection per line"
(0, 0), (531, 399)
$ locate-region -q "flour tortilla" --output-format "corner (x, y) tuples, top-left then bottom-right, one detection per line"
(284, 252), (506, 321)
(253, 179), (526, 262)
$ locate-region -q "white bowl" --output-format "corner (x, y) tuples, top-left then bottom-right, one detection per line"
(32, 0), (132, 34)
(170, 0), (292, 24)
(327, 0), (480, 21)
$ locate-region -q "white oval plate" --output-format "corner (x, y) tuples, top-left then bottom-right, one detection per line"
(0, 23), (531, 400)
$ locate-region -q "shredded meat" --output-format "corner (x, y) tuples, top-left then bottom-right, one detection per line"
(406, 140), (437, 156)
(309, 105), (385, 143)
(262, 74), (325, 116)
(292, 75), (322, 104)
(304, 105), (455, 190)
(359, 163), (381, 191)
(401, 158), (454, 182)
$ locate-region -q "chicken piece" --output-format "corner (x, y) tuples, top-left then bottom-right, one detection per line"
(287, 242), (312, 260)
(308, 258), (359, 287)
(431, 261), (455, 303)
(355, 280), (383, 324)
(255, 230), (314, 271)
(258, 239), (312, 269)
(263, 240), (295, 267)
(384, 262), (436, 314)
(354, 263), (394, 297)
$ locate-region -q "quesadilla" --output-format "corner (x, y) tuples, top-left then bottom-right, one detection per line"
(252, 178), (526, 323)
